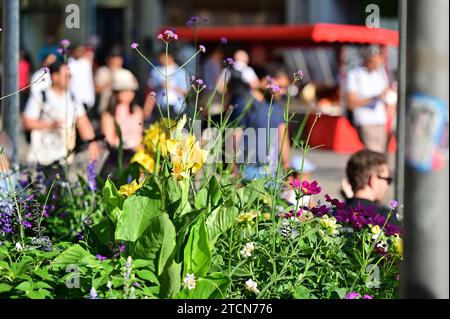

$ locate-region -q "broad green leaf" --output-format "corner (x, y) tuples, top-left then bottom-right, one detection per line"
(206, 206), (239, 245)
(142, 286), (160, 297)
(136, 270), (160, 285)
(102, 178), (125, 212)
(194, 187), (208, 210)
(27, 289), (51, 299)
(177, 272), (230, 299)
(35, 282), (52, 290)
(52, 244), (97, 268)
(183, 214), (211, 278)
(0, 283), (12, 293)
(91, 217), (115, 246)
(292, 285), (312, 299)
(159, 261), (181, 299)
(134, 213), (176, 275)
(16, 281), (32, 292)
(114, 190), (163, 242)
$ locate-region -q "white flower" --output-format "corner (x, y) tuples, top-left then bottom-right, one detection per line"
(245, 279), (260, 294)
(90, 287), (98, 299)
(240, 242), (256, 258)
(183, 273), (196, 290)
(106, 281), (112, 289)
(376, 240), (389, 253)
(15, 242), (23, 251)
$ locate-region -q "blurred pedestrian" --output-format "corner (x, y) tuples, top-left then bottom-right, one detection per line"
(346, 46), (390, 153)
(147, 50), (189, 118)
(22, 60), (100, 180)
(68, 45), (96, 111)
(95, 48), (125, 114)
(217, 50), (260, 122)
(100, 69), (144, 176)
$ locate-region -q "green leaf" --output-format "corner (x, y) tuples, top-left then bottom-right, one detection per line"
(206, 206), (239, 245)
(142, 286), (160, 297)
(133, 213), (176, 275)
(16, 281), (32, 292)
(114, 190), (163, 242)
(102, 178), (125, 213)
(35, 282), (52, 290)
(207, 175), (221, 207)
(292, 285), (312, 299)
(0, 283), (13, 293)
(183, 214), (211, 278)
(159, 261), (181, 299)
(333, 288), (348, 299)
(194, 188), (208, 210)
(136, 270), (160, 285)
(91, 217), (115, 246)
(52, 244), (97, 268)
(238, 179), (266, 209)
(177, 273), (230, 299)
(27, 289), (52, 299)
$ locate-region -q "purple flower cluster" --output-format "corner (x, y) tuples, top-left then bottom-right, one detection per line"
(157, 30), (178, 42)
(345, 292), (374, 299)
(324, 195), (401, 236)
(190, 76), (207, 91)
(0, 195), (38, 235)
(223, 58), (235, 68)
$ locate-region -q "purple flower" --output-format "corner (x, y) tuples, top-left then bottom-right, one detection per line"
(75, 232), (84, 241)
(22, 220), (32, 229)
(324, 194), (346, 210)
(130, 42), (139, 50)
(61, 39), (71, 48)
(345, 292), (361, 299)
(199, 45), (206, 53)
(88, 161), (97, 192)
(220, 37), (228, 44)
(301, 180), (321, 195)
(310, 205), (331, 217)
(390, 200), (398, 210)
(96, 254), (107, 261)
(223, 58), (235, 68)
(119, 243), (126, 253)
(363, 294), (374, 299)
(157, 30), (178, 42)
(294, 70), (304, 80)
(266, 84), (281, 95)
(42, 67), (50, 74)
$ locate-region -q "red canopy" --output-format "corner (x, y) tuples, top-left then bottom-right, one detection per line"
(166, 23), (399, 47)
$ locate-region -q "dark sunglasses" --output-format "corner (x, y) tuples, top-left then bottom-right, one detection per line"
(377, 175), (393, 185)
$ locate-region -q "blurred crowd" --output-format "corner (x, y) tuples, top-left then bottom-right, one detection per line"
(0, 39), (399, 220)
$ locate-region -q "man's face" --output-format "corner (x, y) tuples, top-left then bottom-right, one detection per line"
(365, 54), (383, 72)
(108, 56), (124, 69)
(52, 65), (71, 89)
(372, 164), (391, 201)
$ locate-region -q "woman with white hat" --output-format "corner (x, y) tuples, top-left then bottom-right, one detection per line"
(100, 69), (144, 175)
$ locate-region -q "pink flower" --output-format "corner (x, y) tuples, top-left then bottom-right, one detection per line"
(158, 30), (179, 42)
(363, 294), (374, 299)
(290, 179), (301, 190)
(130, 42), (139, 49)
(199, 45), (206, 53)
(149, 92), (157, 98)
(61, 39), (71, 48)
(345, 292), (361, 299)
(301, 181), (321, 195)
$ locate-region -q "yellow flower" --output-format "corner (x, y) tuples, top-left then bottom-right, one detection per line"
(119, 179), (145, 197)
(371, 225), (381, 235)
(394, 234), (403, 257)
(236, 211), (261, 224)
(142, 118), (176, 156)
(131, 149), (155, 173)
(319, 215), (341, 236)
(166, 134), (208, 180)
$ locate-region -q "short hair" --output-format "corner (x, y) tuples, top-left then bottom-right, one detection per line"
(48, 60), (66, 75)
(346, 149), (388, 192)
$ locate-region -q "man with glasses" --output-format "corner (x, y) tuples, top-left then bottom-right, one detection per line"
(345, 149), (399, 224)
